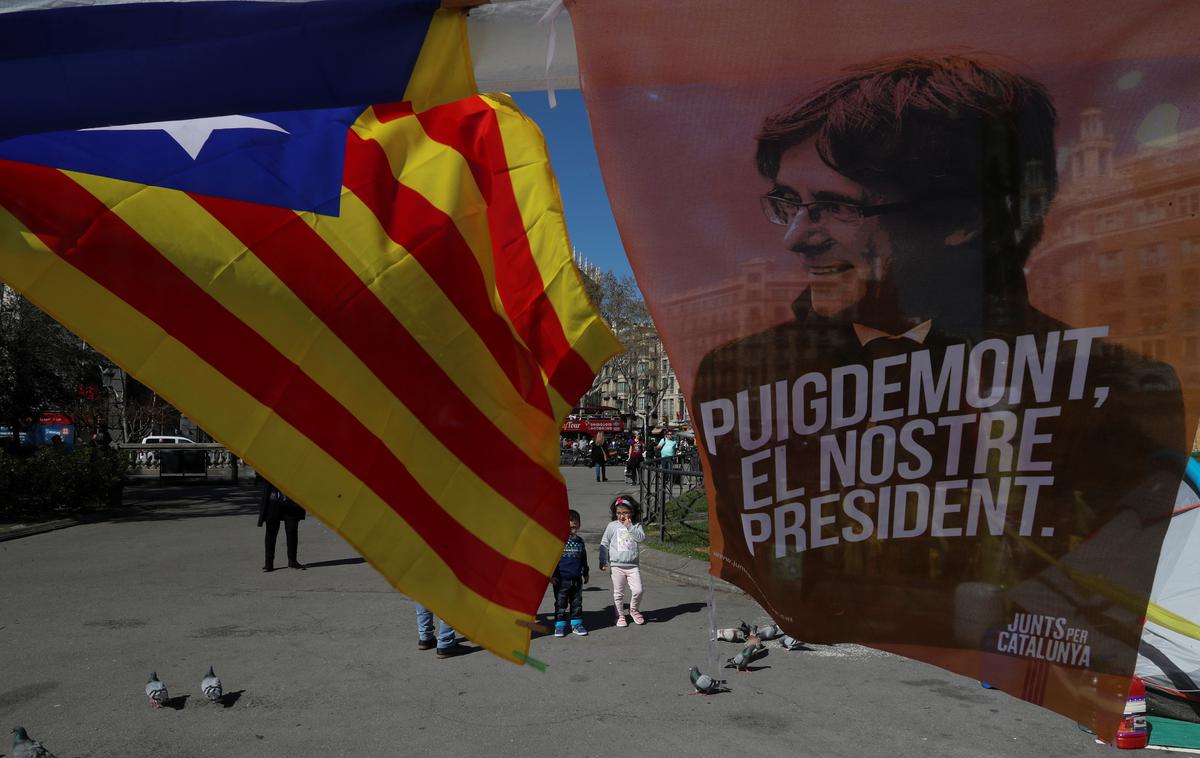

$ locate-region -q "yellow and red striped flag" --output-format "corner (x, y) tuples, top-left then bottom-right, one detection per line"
(0, 7), (620, 662)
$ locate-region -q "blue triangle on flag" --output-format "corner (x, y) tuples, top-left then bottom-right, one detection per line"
(0, 107), (363, 216)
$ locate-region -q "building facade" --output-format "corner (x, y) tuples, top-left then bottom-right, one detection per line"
(1026, 108), (1200, 444)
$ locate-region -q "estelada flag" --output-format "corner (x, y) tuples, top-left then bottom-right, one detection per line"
(569, 0), (1200, 738)
(0, 4), (620, 663)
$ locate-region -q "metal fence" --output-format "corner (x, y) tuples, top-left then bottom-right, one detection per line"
(637, 450), (706, 540)
(559, 448), (589, 467)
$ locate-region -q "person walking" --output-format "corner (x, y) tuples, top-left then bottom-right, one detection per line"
(626, 431), (644, 484)
(258, 480), (306, 571)
(599, 495), (646, 626)
(590, 432), (608, 482)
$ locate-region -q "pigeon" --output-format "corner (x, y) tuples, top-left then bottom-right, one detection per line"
(724, 638), (772, 671)
(689, 666), (727, 695)
(724, 646), (752, 671)
(11, 726), (57, 758)
(745, 631), (765, 652)
(725, 643), (765, 672)
(714, 627), (746, 643)
(146, 671), (169, 708)
(737, 619), (752, 637)
(779, 635), (806, 650)
(201, 666), (223, 703)
(755, 623), (783, 641)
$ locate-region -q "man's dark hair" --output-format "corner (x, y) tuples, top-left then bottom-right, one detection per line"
(756, 54), (1058, 265)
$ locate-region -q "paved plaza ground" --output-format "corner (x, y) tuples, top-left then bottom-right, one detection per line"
(0, 466), (1176, 756)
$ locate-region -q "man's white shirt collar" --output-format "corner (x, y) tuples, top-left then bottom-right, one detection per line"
(853, 320), (933, 346)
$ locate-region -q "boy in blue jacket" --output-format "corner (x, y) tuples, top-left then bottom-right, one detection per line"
(553, 509), (590, 637)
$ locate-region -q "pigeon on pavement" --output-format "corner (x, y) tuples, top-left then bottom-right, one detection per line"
(201, 666), (223, 703)
(755, 623), (783, 641)
(11, 726), (57, 758)
(725, 643), (766, 672)
(724, 647), (751, 671)
(689, 666), (727, 695)
(714, 627), (746, 643)
(779, 635), (806, 650)
(724, 638), (772, 671)
(737, 619), (752, 637)
(146, 672), (168, 708)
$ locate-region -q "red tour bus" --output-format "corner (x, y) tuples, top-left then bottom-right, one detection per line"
(561, 406), (623, 436)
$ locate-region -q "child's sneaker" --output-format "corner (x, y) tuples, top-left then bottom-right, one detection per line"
(571, 621), (588, 636)
(630, 610), (645, 625)
(554, 621), (567, 637)
(616, 614), (628, 628)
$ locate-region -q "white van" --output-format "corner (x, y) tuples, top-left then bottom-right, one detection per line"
(141, 435), (195, 445)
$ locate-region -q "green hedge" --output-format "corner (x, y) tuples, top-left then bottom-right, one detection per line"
(0, 447), (128, 514)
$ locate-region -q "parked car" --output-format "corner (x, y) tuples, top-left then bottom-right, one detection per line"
(140, 435), (195, 445)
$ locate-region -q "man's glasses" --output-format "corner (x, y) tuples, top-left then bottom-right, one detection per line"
(760, 193), (913, 226)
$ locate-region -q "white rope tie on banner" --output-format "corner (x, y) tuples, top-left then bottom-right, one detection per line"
(538, 0), (565, 108)
(706, 573), (717, 677)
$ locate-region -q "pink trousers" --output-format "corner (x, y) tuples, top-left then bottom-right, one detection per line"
(611, 565), (643, 614)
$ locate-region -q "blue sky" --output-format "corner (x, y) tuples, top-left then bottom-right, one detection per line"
(511, 89), (631, 277)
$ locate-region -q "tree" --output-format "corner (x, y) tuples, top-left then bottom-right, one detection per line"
(582, 271), (666, 431)
(0, 286), (107, 450)
(116, 376), (181, 443)
(0, 288), (190, 447)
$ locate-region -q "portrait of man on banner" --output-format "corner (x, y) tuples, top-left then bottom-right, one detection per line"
(568, 0), (1200, 736)
(692, 54), (1186, 683)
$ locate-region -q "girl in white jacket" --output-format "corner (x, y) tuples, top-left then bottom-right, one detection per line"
(599, 494), (647, 626)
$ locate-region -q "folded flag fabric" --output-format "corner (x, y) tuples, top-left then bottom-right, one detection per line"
(0, 6), (620, 663)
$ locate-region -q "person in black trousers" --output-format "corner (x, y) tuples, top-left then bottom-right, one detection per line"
(590, 432), (608, 482)
(259, 481), (306, 571)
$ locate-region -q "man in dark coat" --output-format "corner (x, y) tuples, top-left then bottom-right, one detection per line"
(259, 480), (307, 571)
(691, 55), (1186, 672)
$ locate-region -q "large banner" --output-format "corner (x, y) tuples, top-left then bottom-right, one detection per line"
(569, 0), (1200, 738)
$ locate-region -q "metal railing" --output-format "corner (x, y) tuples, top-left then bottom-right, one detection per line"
(637, 450), (706, 540)
(559, 448), (589, 467)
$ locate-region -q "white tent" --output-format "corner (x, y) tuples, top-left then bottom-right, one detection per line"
(1137, 458), (1200, 721)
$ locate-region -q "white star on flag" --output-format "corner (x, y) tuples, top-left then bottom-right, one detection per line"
(81, 116), (289, 159)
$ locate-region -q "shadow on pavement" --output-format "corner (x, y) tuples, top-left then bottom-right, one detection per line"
(531, 600), (707, 638)
(304, 557), (366, 569)
(689, 688), (732, 697)
(531, 607), (616, 637)
(90, 483), (260, 523)
(643, 601), (706, 624)
(220, 690), (245, 708)
(165, 694), (189, 710)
